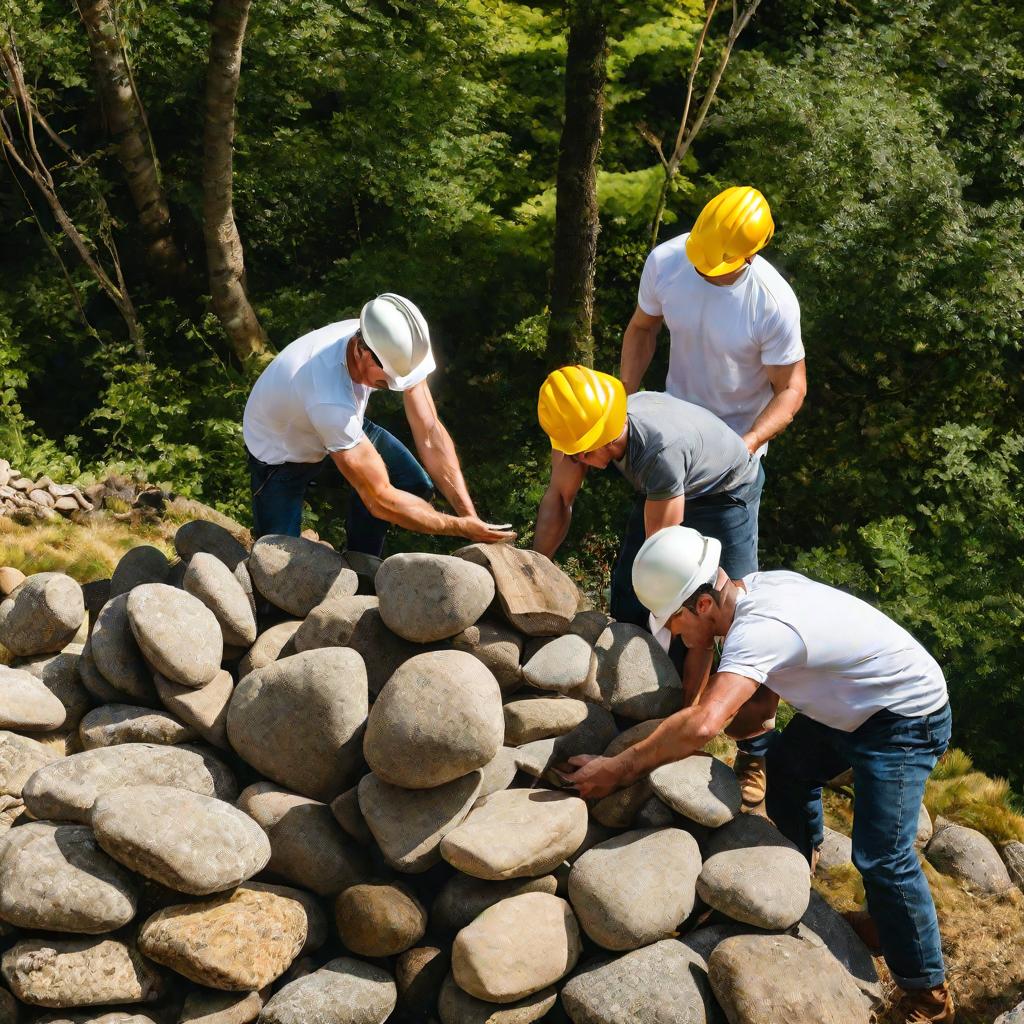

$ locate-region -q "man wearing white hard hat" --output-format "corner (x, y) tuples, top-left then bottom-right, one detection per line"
(243, 294), (514, 553)
(560, 525), (954, 1024)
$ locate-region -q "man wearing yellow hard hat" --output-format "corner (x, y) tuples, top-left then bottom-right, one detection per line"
(534, 364), (762, 708)
(619, 186), (807, 803)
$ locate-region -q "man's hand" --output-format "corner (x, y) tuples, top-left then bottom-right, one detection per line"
(456, 516), (516, 544)
(741, 431), (760, 456)
(557, 754), (629, 800)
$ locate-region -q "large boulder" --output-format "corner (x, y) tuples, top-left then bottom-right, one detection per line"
(17, 651), (93, 729)
(452, 620), (524, 694)
(512, 703), (618, 781)
(174, 520), (248, 571)
(1, 937), (162, 1008)
(248, 535), (356, 617)
(568, 828), (702, 950)
(293, 595), (379, 652)
(0, 573), (84, 657)
(560, 939), (714, 1024)
(258, 957), (397, 1024)
(92, 785), (270, 895)
(649, 754), (741, 828)
(154, 669), (233, 749)
(441, 788), (588, 880)
(90, 595), (158, 703)
(227, 648), (367, 802)
(358, 771), (481, 873)
(0, 821), (138, 933)
(238, 783), (368, 896)
(184, 553), (257, 648)
(432, 875), (559, 935)
(376, 553), (495, 643)
(138, 885), (307, 990)
(0, 730), (61, 797)
(22, 743), (237, 823)
(438, 973), (556, 1024)
(364, 650), (503, 789)
(593, 623), (682, 720)
(708, 933), (872, 1024)
(78, 704), (196, 749)
(503, 697), (589, 745)
(335, 882), (427, 957)
(126, 584), (222, 688)
(451, 892), (581, 1003)
(109, 546), (170, 597)
(0, 665), (67, 731)
(925, 822), (1013, 894)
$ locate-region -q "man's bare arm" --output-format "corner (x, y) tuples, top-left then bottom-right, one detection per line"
(532, 452), (587, 559)
(643, 495), (685, 537)
(620, 306), (664, 395)
(740, 359), (807, 454)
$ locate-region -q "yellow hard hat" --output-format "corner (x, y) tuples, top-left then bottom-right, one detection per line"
(538, 366), (627, 456)
(685, 186), (775, 277)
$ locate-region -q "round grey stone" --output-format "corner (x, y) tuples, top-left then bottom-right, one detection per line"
(179, 988), (264, 1024)
(345, 607), (432, 699)
(925, 822), (1013, 894)
(293, 595), (379, 652)
(816, 826), (854, 873)
(521, 634), (597, 698)
(0, 572), (85, 657)
(0, 730), (61, 797)
(594, 623), (682, 720)
(452, 620), (524, 694)
(432, 874), (559, 934)
(439, 973), (556, 1024)
(258, 957), (397, 1024)
(649, 754), (741, 828)
(249, 535), (356, 617)
(237, 620), (301, 678)
(184, 552), (257, 648)
(330, 786), (373, 845)
(17, 650), (93, 729)
(109, 545), (171, 597)
(0, 665), (67, 730)
(478, 745), (518, 797)
(512, 703), (618, 781)
(503, 697), (589, 745)
(335, 882), (427, 957)
(91, 595), (158, 702)
(154, 669), (233, 749)
(79, 704), (196, 749)
(174, 520), (248, 571)
(79, 641), (133, 706)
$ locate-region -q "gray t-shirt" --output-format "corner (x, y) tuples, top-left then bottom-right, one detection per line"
(615, 391), (758, 500)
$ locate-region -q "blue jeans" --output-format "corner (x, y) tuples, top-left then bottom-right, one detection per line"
(765, 702), (952, 990)
(247, 420), (434, 556)
(609, 460), (770, 756)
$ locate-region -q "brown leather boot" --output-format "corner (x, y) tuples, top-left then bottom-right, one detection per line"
(733, 752), (767, 806)
(901, 982), (955, 1023)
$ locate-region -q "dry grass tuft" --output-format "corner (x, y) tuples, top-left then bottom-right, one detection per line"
(926, 750), (1024, 844)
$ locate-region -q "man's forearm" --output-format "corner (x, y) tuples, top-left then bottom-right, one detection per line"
(363, 484), (463, 538)
(532, 493), (571, 559)
(417, 425), (476, 517)
(742, 386), (805, 451)
(680, 646), (714, 707)
(620, 323), (658, 395)
(613, 704), (718, 784)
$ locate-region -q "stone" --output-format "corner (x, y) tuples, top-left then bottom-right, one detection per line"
(915, 803), (934, 849)
(568, 828), (702, 951)
(441, 788), (588, 880)
(995, 1002), (1024, 1024)
(91, 595), (158, 703)
(451, 892), (581, 1003)
(0, 821), (138, 932)
(0, 572), (84, 657)
(346, 608), (431, 698)
(234, 560), (257, 620)
(560, 939), (714, 1024)
(569, 609), (614, 644)
(1004, 841), (1024, 891)
(81, 579), (111, 636)
(1, 937), (162, 1008)
(635, 795), (677, 829)
(512, 703), (618, 780)
(377, 553), (495, 643)
(592, 779), (653, 829)
(258, 957), (396, 1024)
(521, 634), (597, 698)
(92, 784), (270, 895)
(29, 488), (55, 507)
(0, 567), (25, 597)
(0, 794), (25, 833)
(78, 641), (131, 705)
(0, 730), (60, 797)
(925, 822), (1013, 894)
(174, 520), (248, 571)
(109, 546), (171, 596)
(22, 743), (236, 823)
(127, 584), (223, 688)
(292, 595), (379, 652)
(17, 650), (92, 728)
(238, 782), (368, 896)
(438, 973), (556, 1024)
(452, 620), (523, 694)
(696, 814), (810, 930)
(335, 882), (427, 956)
(708, 934), (872, 1024)
(364, 650), (503, 789)
(478, 746), (518, 797)
(179, 989), (264, 1024)
(455, 544), (578, 636)
(184, 553), (257, 648)
(649, 754), (741, 828)
(237, 620), (301, 678)
(154, 670), (233, 749)
(0, 665), (67, 730)
(432, 874), (559, 934)
(358, 771), (481, 873)
(397, 946), (449, 1021)
(330, 786), (373, 845)
(0, 987), (15, 1024)
(138, 885), (307, 990)
(680, 921), (757, 962)
(227, 648), (367, 801)
(816, 826), (854, 873)
(79, 704), (196, 749)
(342, 550), (383, 595)
(249, 535), (356, 617)
(603, 718), (666, 757)
(593, 623), (682, 720)
(503, 697), (589, 745)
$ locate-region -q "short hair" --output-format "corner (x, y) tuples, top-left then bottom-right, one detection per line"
(681, 581), (721, 613)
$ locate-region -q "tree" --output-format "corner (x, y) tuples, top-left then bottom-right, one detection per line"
(202, 0), (267, 362)
(546, 0), (608, 368)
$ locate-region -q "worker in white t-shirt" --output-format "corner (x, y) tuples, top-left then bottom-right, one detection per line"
(561, 526), (954, 1024)
(618, 186), (808, 804)
(243, 294), (514, 554)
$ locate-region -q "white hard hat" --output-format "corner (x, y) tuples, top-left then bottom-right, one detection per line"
(359, 293), (436, 392)
(632, 525), (722, 633)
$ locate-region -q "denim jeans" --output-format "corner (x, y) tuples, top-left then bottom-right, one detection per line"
(609, 460), (770, 756)
(247, 420), (434, 556)
(765, 702), (952, 990)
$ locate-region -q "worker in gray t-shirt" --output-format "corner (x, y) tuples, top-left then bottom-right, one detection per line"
(533, 367), (760, 688)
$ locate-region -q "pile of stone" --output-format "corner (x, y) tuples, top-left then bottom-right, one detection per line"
(0, 461), (94, 522)
(0, 526), (903, 1024)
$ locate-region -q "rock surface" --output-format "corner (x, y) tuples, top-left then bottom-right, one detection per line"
(512, 703), (618, 780)
(237, 620), (301, 678)
(154, 669), (233, 749)
(0, 573), (85, 657)
(432, 874), (559, 935)
(109, 546), (170, 597)
(249, 535), (356, 618)
(925, 822), (1013, 894)
(174, 520), (248, 571)
(503, 697), (588, 745)
(78, 704), (195, 749)
(521, 634), (596, 698)
(438, 973), (556, 1024)
(451, 621), (523, 694)
(593, 623), (682, 720)
(293, 595), (379, 652)
(335, 882), (427, 957)
(258, 957), (397, 1024)
(90, 595), (157, 702)
(649, 754), (741, 828)
(184, 553), (257, 648)
(816, 826), (854, 873)
(1004, 841), (1024, 892)
(0, 666), (67, 731)
(18, 651), (92, 729)
(0, 730), (61, 797)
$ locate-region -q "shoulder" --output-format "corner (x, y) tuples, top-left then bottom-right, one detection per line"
(647, 232), (690, 271)
(750, 257), (800, 318)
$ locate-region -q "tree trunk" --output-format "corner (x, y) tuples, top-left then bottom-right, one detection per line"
(76, 0), (188, 284)
(202, 0), (267, 361)
(546, 0), (607, 369)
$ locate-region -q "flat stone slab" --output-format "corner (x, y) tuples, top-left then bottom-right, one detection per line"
(650, 754), (741, 828)
(79, 704), (196, 749)
(259, 957), (397, 1024)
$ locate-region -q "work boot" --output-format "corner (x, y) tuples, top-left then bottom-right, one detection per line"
(901, 982), (955, 1023)
(733, 752), (766, 806)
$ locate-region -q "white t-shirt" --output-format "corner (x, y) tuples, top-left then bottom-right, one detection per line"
(243, 320), (373, 464)
(717, 570), (948, 732)
(637, 233), (804, 453)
